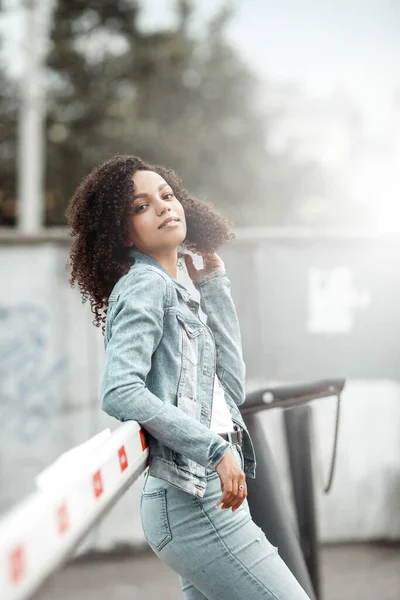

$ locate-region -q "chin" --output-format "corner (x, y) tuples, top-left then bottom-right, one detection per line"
(160, 231), (187, 247)
(146, 236), (186, 255)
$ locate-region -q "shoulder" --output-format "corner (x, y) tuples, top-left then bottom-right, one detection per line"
(110, 264), (171, 307)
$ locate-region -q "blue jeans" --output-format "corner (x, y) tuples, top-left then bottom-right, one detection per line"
(140, 445), (310, 600)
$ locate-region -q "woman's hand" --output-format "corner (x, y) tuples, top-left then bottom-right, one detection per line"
(215, 449), (247, 512)
(183, 252), (225, 282)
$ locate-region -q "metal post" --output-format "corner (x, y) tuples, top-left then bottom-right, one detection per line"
(245, 411), (316, 600)
(17, 0), (54, 233)
(284, 406), (321, 599)
(242, 380), (344, 599)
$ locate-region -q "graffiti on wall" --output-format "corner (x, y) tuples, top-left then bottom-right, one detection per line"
(0, 304), (66, 443)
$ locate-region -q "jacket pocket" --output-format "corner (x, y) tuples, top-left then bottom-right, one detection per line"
(176, 313), (203, 366)
(140, 488), (172, 552)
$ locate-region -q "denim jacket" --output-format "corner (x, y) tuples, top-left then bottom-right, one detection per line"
(100, 249), (256, 498)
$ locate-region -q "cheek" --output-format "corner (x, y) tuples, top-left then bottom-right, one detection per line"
(132, 214), (155, 239)
(176, 202), (186, 223)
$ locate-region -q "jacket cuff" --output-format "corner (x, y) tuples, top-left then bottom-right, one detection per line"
(207, 438), (230, 470)
(193, 268), (227, 288)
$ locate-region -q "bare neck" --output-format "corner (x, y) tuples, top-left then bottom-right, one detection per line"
(149, 249), (179, 279)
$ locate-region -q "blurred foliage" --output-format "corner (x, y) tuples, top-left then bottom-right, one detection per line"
(0, 0), (324, 227)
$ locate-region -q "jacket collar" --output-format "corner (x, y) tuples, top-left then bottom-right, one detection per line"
(128, 249), (191, 298)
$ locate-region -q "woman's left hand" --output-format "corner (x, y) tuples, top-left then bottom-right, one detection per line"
(184, 252), (225, 282)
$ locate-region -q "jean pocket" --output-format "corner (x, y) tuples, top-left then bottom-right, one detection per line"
(140, 489), (172, 552)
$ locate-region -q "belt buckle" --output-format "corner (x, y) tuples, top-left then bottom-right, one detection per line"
(234, 424), (243, 446)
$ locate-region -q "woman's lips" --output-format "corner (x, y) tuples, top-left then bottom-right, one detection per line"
(159, 220), (181, 229)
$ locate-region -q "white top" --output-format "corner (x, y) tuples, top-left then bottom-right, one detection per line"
(210, 374), (235, 434)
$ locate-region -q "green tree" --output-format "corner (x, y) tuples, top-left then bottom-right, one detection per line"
(45, 0), (318, 226)
(0, 0), (326, 227)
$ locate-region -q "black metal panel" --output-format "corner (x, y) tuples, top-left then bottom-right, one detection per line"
(244, 412), (316, 600)
(284, 406), (321, 599)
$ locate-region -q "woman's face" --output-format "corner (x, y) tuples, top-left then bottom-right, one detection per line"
(127, 170), (187, 254)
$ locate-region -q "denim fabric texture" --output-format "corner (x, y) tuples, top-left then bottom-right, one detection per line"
(141, 445), (310, 600)
(100, 249), (256, 498)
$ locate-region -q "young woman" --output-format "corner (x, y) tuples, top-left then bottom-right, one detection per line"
(67, 155), (310, 600)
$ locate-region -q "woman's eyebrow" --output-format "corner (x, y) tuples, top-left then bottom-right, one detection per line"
(133, 182), (168, 201)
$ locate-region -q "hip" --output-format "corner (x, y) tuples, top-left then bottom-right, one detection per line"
(140, 444), (250, 550)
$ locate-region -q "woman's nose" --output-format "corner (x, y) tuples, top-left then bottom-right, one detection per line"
(157, 202), (171, 216)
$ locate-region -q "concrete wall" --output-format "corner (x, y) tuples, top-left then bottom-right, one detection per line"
(1, 230), (399, 550)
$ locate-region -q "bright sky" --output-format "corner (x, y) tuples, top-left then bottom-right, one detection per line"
(138, 0), (400, 230)
(138, 0), (400, 129)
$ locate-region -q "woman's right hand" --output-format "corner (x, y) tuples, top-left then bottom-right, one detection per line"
(215, 448), (247, 512)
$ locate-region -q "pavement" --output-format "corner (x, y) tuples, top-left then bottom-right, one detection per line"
(38, 543), (400, 600)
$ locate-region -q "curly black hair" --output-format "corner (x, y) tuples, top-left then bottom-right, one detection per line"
(66, 155), (235, 332)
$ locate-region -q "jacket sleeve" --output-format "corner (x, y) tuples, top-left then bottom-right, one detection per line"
(100, 270), (229, 469)
(194, 269), (246, 406)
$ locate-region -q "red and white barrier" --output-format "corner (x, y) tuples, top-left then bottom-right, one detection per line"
(0, 421), (149, 600)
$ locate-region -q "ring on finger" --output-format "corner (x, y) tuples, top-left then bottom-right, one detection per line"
(239, 484), (244, 491)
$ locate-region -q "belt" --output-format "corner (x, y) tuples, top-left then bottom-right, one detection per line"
(219, 425), (243, 446)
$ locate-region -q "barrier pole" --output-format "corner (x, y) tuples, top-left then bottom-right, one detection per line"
(0, 421), (148, 600)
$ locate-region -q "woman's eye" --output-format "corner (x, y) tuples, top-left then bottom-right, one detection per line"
(163, 193), (174, 200)
(135, 204), (148, 213)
